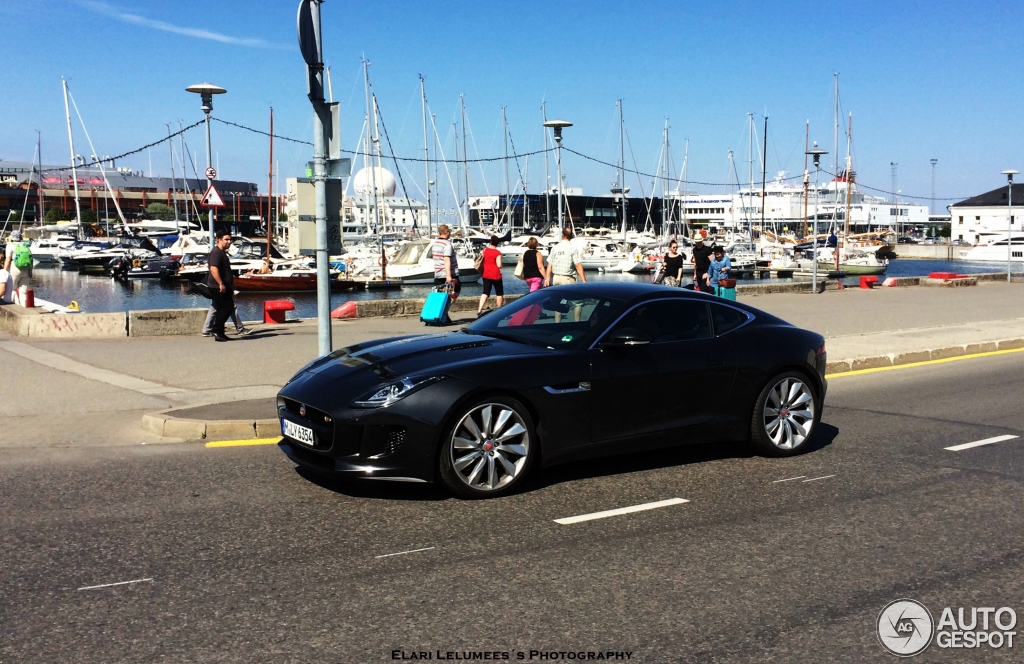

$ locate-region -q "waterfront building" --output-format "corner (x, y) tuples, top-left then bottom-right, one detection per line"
(0, 159), (272, 233)
(948, 185), (1018, 245)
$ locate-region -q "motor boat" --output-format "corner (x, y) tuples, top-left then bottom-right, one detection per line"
(383, 239), (480, 284)
(961, 233), (1024, 262)
(30, 233), (76, 265)
(500, 234), (549, 266)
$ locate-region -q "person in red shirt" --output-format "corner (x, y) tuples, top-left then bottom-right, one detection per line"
(477, 235), (504, 317)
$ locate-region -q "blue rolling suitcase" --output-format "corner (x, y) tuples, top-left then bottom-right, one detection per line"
(421, 285), (452, 325)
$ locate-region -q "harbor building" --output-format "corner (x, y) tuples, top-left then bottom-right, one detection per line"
(0, 159), (273, 232)
(948, 185), (1018, 245)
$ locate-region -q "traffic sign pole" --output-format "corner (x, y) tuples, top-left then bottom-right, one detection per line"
(298, 0), (332, 357)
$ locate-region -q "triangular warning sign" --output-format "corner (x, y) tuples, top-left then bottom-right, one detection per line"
(201, 183), (225, 207)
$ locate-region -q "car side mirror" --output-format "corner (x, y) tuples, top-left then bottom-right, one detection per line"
(600, 328), (651, 349)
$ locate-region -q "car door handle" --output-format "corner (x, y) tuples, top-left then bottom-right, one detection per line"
(705, 360), (724, 367)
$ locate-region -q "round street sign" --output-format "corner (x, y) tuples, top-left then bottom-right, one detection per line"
(205, 167), (217, 180)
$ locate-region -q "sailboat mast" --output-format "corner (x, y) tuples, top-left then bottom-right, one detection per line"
(844, 112), (853, 245)
(618, 99), (626, 239)
(542, 102), (550, 228)
(267, 107), (274, 259)
(503, 106), (510, 231)
(420, 75), (431, 236)
(166, 124), (179, 224)
(372, 95), (384, 234)
(682, 139), (689, 235)
(62, 79), (83, 233)
(362, 59), (373, 235)
(760, 114), (768, 234)
(460, 95), (469, 229)
(803, 120), (810, 240)
(36, 131), (45, 222)
(179, 120), (189, 231)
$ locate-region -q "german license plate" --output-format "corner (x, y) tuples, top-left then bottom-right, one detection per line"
(282, 419), (314, 446)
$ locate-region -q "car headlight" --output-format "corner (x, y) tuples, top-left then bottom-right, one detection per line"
(351, 376), (444, 408)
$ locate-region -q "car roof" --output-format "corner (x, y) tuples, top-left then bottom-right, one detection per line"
(541, 282), (784, 322)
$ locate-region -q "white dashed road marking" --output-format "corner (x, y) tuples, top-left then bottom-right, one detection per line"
(375, 547), (436, 559)
(78, 578), (153, 591)
(945, 435), (1019, 452)
(554, 498), (689, 525)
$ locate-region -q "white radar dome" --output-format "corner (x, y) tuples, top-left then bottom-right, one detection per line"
(352, 167), (397, 197)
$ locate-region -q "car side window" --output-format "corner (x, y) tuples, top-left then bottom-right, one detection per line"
(608, 300), (712, 344)
(710, 304), (748, 335)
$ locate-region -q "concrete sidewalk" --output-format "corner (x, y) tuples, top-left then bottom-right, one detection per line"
(3, 281), (1024, 444)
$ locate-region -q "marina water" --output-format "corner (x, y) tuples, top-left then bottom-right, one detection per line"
(29, 259), (1011, 321)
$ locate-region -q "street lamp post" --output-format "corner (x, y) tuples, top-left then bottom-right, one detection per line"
(543, 120), (572, 227)
(806, 143), (828, 294)
(185, 83), (226, 248)
(1004, 170), (1019, 282)
(930, 158), (938, 216)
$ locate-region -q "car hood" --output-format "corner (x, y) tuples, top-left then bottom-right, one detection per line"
(301, 332), (544, 389)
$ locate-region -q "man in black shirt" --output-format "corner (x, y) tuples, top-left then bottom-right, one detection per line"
(206, 230), (235, 342)
(690, 235), (714, 293)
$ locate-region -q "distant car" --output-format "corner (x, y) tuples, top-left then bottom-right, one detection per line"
(922, 238), (938, 245)
(277, 283), (828, 498)
(898, 237), (918, 244)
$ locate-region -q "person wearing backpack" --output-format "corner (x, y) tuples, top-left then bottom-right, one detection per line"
(3, 231), (33, 301)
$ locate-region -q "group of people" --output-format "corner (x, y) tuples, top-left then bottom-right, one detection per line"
(661, 234), (732, 293)
(427, 225), (734, 324)
(430, 224), (587, 320)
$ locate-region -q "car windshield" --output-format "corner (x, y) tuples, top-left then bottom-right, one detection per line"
(464, 290), (625, 349)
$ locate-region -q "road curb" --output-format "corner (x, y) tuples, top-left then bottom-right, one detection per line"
(824, 337), (1024, 375)
(141, 409), (279, 441)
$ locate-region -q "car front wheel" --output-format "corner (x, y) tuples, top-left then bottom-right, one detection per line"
(438, 396), (536, 498)
(751, 371), (819, 456)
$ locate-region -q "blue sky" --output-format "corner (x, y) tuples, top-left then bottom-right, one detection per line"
(2, 0), (1022, 213)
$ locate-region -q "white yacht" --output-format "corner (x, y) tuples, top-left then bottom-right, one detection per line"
(961, 233), (1024, 262)
(383, 239), (480, 284)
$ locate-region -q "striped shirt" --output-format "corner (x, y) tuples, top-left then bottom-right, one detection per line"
(547, 240), (582, 276)
(431, 238), (459, 279)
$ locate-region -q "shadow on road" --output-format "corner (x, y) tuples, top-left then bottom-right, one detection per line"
(286, 422), (839, 501)
(528, 422), (839, 493)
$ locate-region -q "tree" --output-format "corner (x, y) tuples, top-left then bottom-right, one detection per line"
(80, 209), (98, 225)
(7, 211), (20, 223)
(45, 207), (67, 223)
(146, 203), (176, 221)
(221, 214), (235, 223)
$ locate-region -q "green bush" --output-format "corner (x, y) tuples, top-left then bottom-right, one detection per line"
(145, 202), (176, 221)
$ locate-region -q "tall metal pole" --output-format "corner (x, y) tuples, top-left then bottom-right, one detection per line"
(303, 0), (331, 356)
(618, 100), (626, 240)
(179, 121), (190, 231)
(556, 134), (563, 227)
(204, 109), (215, 247)
(930, 158), (938, 216)
(1005, 170), (1018, 282)
(760, 114), (768, 235)
(503, 106), (510, 230)
(460, 95), (469, 229)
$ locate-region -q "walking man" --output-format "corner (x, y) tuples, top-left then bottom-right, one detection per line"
(544, 226), (587, 323)
(690, 234), (714, 293)
(3, 231), (32, 304)
(205, 230), (235, 342)
(431, 224), (460, 323)
(544, 226), (586, 287)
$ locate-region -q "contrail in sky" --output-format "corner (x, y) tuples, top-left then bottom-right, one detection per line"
(77, 1), (289, 49)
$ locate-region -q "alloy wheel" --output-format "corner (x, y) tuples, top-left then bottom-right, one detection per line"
(450, 403), (531, 491)
(762, 377), (815, 450)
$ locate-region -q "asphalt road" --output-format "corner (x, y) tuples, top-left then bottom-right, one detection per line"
(4, 353), (1024, 662)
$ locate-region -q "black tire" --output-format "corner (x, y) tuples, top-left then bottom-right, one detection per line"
(750, 371), (820, 457)
(438, 396), (537, 499)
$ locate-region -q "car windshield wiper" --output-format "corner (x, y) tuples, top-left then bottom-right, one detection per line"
(471, 329), (548, 347)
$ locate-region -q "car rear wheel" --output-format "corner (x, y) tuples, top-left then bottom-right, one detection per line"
(439, 396), (536, 499)
(751, 371), (819, 457)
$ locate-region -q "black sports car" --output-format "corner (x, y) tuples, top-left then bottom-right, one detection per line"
(278, 283), (827, 498)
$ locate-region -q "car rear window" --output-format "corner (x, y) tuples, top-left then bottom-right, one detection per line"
(710, 304), (749, 335)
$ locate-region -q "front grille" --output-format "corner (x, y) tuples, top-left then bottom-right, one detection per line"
(279, 397), (334, 451)
(384, 426), (406, 455)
